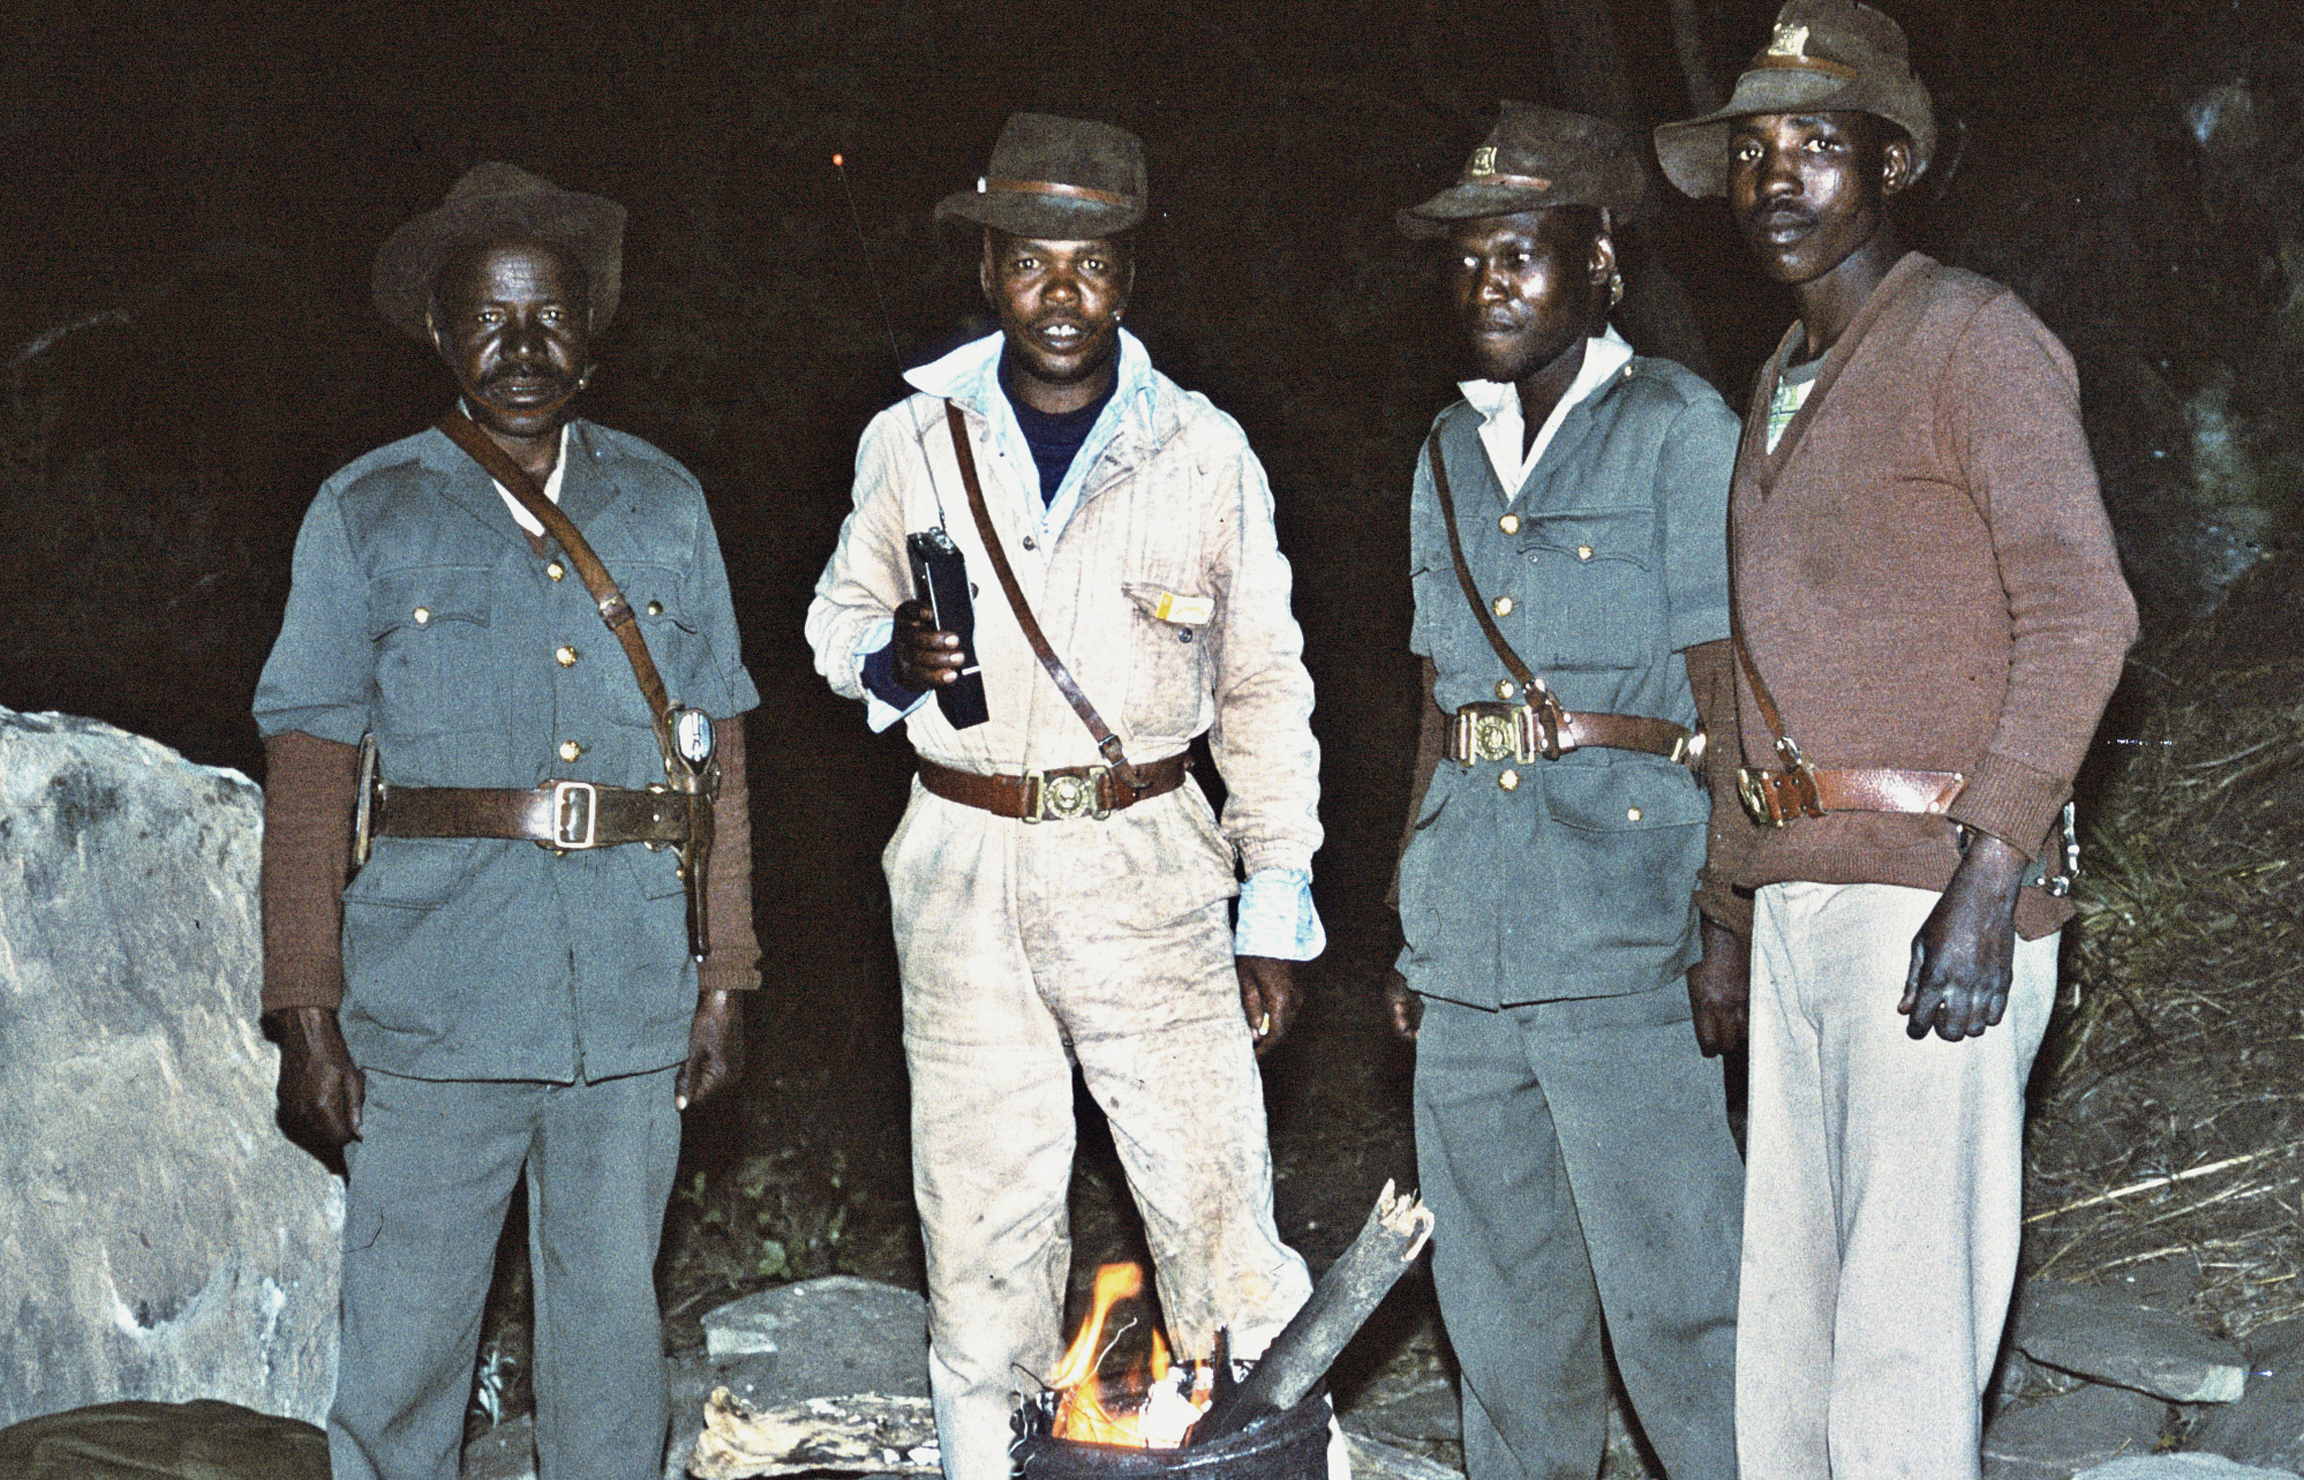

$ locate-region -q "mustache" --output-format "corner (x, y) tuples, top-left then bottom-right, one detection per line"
(1749, 204), (1819, 228)
(481, 363), (578, 388)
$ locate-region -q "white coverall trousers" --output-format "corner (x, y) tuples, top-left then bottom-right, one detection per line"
(886, 781), (1314, 1480)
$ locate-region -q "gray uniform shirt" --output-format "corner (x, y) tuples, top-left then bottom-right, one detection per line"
(1398, 356), (1737, 1007)
(254, 419), (759, 1081)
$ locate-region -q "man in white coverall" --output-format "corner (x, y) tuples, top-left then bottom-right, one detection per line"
(805, 112), (1326, 1480)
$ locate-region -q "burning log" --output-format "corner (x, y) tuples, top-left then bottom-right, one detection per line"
(1186, 1181), (1434, 1447)
(687, 1388), (939, 1479)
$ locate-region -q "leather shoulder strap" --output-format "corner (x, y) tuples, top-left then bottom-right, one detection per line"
(943, 401), (1142, 789)
(436, 412), (677, 759)
(1425, 424), (1539, 696)
(1721, 469), (1802, 767)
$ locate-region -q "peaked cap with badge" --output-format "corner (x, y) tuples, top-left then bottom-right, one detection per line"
(1399, 103), (1650, 238)
(935, 112), (1148, 239)
(1654, 0), (1936, 199)
(372, 162), (627, 342)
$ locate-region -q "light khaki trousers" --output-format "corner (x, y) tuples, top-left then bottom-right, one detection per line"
(886, 785), (1313, 1480)
(1738, 882), (2058, 1480)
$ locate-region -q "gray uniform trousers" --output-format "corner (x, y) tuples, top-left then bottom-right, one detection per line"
(1414, 991), (1742, 1480)
(330, 1066), (683, 1480)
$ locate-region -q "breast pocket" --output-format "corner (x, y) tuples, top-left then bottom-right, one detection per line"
(1120, 580), (1212, 739)
(612, 565), (714, 722)
(1516, 506), (1661, 671)
(369, 566), (495, 736)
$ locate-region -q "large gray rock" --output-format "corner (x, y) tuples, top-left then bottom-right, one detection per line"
(2014, 1282), (2248, 1404)
(2189, 1320), (2304, 1468)
(1983, 1382), (2170, 1479)
(0, 709), (341, 1428)
(2078, 1459), (2301, 1479)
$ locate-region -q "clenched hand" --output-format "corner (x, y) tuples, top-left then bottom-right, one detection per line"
(1901, 832), (2028, 1041)
(1238, 956), (1296, 1056)
(266, 1006), (364, 1171)
(676, 989), (745, 1110)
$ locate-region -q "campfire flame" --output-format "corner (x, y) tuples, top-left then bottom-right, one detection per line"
(1048, 1263), (1202, 1447)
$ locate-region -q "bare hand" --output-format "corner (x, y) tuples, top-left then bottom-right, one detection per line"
(1685, 915), (1750, 1057)
(1382, 969), (1423, 1042)
(1237, 956), (1296, 1056)
(1900, 832), (2028, 1041)
(893, 599), (968, 693)
(266, 1006), (364, 1169)
(676, 989), (745, 1110)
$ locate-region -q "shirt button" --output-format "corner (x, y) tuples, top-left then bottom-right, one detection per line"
(1492, 596), (1513, 617)
(1627, 807), (1643, 821)
(555, 645), (579, 667)
(646, 600), (664, 616)
(411, 606), (430, 625)
(558, 740), (583, 763)
(1498, 514), (1520, 534)
(1498, 768), (1520, 792)
(1576, 545), (1594, 562)
(1022, 536), (1038, 551)
(546, 561), (566, 581)
(1495, 679), (1516, 701)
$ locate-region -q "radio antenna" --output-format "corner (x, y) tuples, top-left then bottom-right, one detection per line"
(833, 153), (903, 365)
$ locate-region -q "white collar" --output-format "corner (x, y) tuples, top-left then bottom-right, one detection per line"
(491, 422), (570, 537)
(1457, 326), (1635, 503)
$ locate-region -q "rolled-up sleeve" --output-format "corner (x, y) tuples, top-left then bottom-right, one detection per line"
(253, 491), (374, 746)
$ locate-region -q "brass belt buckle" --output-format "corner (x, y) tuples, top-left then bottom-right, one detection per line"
(1672, 728), (1708, 772)
(1025, 766), (1109, 823)
(550, 779), (600, 849)
(1468, 710), (1518, 763)
(1736, 767), (1779, 827)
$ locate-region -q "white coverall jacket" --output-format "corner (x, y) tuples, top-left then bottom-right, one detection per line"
(807, 331), (1322, 1480)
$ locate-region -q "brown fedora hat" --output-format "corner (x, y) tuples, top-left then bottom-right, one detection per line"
(935, 113), (1148, 239)
(1400, 103), (1651, 238)
(1654, 0), (1935, 199)
(371, 163), (626, 342)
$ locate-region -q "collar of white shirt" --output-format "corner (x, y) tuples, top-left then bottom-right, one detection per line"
(491, 422), (571, 537)
(1456, 326), (1635, 505)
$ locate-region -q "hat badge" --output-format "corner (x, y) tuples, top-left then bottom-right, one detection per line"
(1469, 145), (1499, 177)
(1766, 22), (1810, 57)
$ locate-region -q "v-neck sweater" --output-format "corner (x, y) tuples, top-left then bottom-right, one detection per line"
(1702, 253), (2137, 938)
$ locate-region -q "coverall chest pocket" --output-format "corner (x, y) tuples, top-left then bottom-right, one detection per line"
(1516, 506), (1659, 671)
(369, 566), (495, 736)
(1121, 580), (1212, 738)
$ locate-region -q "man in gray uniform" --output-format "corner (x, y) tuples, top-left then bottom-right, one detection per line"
(1385, 106), (1746, 1480)
(254, 164), (760, 1480)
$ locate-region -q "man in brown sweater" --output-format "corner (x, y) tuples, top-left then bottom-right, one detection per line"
(1656, 3), (2137, 1476)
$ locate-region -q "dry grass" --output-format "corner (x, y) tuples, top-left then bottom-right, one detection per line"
(2026, 646), (2304, 1339)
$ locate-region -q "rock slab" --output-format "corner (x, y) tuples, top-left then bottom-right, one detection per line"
(2077, 1458), (2302, 1479)
(0, 709), (342, 1428)
(2189, 1320), (2304, 1469)
(2014, 1281), (2248, 1403)
(1983, 1381), (2169, 1479)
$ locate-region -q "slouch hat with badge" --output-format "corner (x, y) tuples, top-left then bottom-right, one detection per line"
(936, 112), (1148, 239)
(372, 162), (627, 341)
(1653, 0), (1935, 199)
(1398, 103), (1650, 238)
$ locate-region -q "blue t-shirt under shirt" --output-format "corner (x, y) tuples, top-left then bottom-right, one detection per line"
(1006, 361), (1116, 507)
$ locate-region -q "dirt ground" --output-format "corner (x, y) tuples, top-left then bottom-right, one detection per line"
(4, 0), (2302, 1472)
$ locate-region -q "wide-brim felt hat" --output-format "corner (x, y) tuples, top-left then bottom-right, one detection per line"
(372, 162), (626, 341)
(935, 113), (1148, 239)
(1399, 104), (1651, 238)
(1654, 0), (1935, 199)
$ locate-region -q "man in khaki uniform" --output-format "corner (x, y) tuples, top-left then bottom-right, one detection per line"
(806, 114), (1322, 1480)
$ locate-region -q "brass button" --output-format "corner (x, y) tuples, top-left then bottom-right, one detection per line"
(558, 740), (583, 762)
(1498, 513), (1520, 534)
(1494, 679), (1516, 701)
(1498, 769), (1520, 792)
(555, 645), (579, 667)
(411, 606), (431, 625)
(546, 561), (566, 581)
(1492, 596), (1513, 617)
(1627, 807), (1643, 822)
(1576, 545), (1594, 562)
(1022, 536), (1037, 551)
(646, 600), (664, 616)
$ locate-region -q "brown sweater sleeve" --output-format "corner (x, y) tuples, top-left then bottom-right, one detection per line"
(1387, 657), (1450, 913)
(1686, 639), (1755, 939)
(259, 731), (360, 1013)
(697, 713), (763, 993)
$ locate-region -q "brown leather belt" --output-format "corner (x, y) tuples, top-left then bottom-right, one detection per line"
(917, 754), (1189, 823)
(1736, 765), (1967, 827)
(1448, 701), (1704, 769)
(371, 779), (694, 851)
